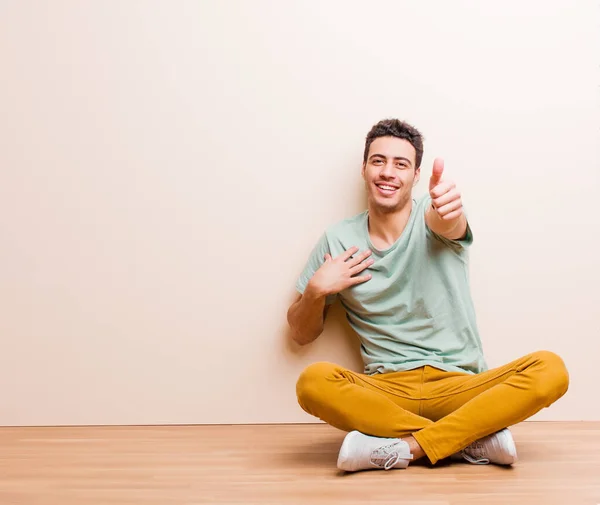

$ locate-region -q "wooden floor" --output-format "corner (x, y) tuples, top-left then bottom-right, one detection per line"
(0, 422), (598, 505)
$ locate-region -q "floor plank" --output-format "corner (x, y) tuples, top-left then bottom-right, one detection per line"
(0, 422), (598, 505)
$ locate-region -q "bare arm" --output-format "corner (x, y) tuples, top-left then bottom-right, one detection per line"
(286, 285), (330, 346)
(287, 246), (373, 346)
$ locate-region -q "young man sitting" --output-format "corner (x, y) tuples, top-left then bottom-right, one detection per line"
(287, 119), (569, 471)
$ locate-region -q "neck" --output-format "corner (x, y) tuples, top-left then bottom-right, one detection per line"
(367, 198), (414, 250)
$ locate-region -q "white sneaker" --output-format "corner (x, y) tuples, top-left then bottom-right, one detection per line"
(452, 428), (518, 465)
(337, 431), (414, 472)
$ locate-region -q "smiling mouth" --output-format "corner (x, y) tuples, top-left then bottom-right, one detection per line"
(375, 183), (399, 196)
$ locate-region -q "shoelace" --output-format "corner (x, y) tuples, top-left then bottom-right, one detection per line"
(460, 441), (490, 465)
(383, 451), (401, 470)
(370, 442), (413, 470)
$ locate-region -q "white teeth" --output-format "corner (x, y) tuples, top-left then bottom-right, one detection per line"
(378, 184), (396, 191)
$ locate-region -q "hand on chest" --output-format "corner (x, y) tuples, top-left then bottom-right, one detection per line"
(340, 250), (426, 310)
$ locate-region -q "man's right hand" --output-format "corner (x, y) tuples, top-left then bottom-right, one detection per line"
(307, 246), (373, 297)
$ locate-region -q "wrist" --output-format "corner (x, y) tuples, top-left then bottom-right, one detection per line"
(305, 281), (329, 301)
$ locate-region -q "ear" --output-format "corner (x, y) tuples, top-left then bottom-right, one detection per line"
(361, 162), (366, 179)
(413, 166), (421, 186)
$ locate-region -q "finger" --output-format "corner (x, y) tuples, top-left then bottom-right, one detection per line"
(442, 209), (464, 221)
(437, 199), (463, 218)
(436, 196), (462, 215)
(430, 180), (455, 199)
(432, 188), (460, 208)
(349, 273), (372, 285)
(349, 257), (374, 275)
(340, 246), (360, 261)
(428, 158), (444, 191)
(324, 253), (332, 262)
(347, 249), (372, 267)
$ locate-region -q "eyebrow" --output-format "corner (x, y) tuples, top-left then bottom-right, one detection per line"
(369, 154), (413, 165)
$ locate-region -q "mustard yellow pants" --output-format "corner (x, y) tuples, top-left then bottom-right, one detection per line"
(296, 351), (569, 464)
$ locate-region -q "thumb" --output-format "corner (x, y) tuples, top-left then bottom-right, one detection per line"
(324, 253), (332, 262)
(429, 158), (444, 191)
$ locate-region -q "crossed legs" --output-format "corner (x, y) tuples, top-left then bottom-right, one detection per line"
(296, 351), (569, 465)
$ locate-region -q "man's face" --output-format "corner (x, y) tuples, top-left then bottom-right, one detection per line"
(362, 136), (420, 213)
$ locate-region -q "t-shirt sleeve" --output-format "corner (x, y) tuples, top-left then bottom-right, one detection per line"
(295, 232), (338, 306)
(423, 194), (474, 248)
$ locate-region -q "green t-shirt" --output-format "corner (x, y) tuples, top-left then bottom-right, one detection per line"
(296, 194), (487, 375)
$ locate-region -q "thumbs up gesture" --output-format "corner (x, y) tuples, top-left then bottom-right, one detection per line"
(428, 158), (463, 221)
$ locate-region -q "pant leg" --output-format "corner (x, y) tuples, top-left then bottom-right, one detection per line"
(412, 350), (569, 464)
(296, 362), (433, 438)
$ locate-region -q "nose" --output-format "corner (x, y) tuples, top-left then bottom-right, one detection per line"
(380, 160), (395, 178)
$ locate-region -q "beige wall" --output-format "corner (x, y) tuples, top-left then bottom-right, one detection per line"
(1, 1), (598, 426)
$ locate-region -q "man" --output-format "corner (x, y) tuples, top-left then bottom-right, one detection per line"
(287, 119), (569, 472)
